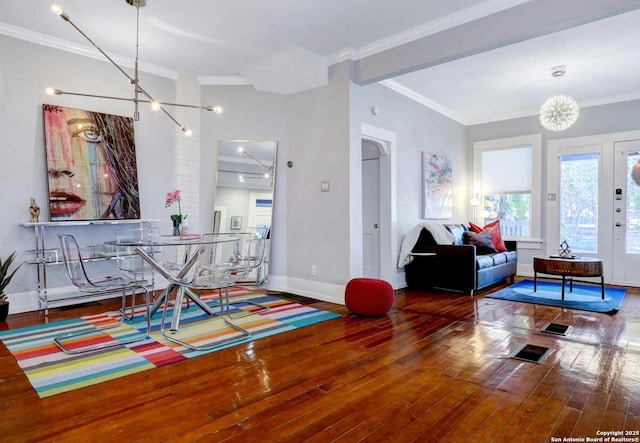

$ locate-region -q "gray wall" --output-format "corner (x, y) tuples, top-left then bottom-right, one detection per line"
(0, 35), (177, 311)
(285, 62), (353, 294)
(355, 82), (469, 238)
(10, 32), (636, 308)
(199, 85), (287, 284)
(467, 99), (640, 269)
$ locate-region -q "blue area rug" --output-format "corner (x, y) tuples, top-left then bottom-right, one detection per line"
(486, 279), (625, 313)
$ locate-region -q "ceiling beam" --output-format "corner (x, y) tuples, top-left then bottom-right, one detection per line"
(355, 0), (640, 85)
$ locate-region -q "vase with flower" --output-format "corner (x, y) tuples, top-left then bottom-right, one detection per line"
(165, 189), (186, 236)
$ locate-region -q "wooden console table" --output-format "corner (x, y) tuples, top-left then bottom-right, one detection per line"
(533, 256), (604, 300)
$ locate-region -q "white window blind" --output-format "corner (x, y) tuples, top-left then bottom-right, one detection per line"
(481, 146), (532, 194)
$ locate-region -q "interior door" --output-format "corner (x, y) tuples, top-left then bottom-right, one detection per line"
(362, 158), (380, 278)
(612, 140), (640, 285)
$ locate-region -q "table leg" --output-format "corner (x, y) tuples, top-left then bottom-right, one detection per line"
(534, 272), (537, 292)
(569, 277), (573, 293)
(149, 285), (172, 318)
(561, 276), (566, 300)
(184, 288), (215, 315)
(601, 275), (605, 300)
(170, 287), (187, 332)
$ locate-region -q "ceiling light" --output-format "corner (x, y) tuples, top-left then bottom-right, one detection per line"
(46, 2), (223, 137)
(539, 66), (579, 132)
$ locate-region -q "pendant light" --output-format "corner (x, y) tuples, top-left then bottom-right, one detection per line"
(539, 65), (579, 132)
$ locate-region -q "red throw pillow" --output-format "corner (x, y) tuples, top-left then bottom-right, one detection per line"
(469, 220), (507, 252)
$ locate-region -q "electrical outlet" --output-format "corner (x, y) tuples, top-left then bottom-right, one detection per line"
(311, 265), (317, 276)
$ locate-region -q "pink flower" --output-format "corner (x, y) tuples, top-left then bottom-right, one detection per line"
(165, 189), (183, 221)
(165, 190), (181, 208)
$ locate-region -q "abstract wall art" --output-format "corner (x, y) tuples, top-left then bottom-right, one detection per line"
(43, 104), (140, 221)
(423, 152), (452, 219)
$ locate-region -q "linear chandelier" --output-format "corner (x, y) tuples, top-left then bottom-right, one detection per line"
(46, 1), (222, 136)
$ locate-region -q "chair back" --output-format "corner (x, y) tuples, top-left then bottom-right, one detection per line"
(193, 234), (251, 289)
(114, 223), (154, 277)
(58, 234), (95, 291)
(240, 237), (266, 270)
(228, 235), (266, 283)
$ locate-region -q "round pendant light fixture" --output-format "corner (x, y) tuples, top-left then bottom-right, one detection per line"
(539, 66), (580, 132)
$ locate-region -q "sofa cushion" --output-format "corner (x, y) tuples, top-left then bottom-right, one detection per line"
(463, 230), (497, 254)
(444, 224), (467, 245)
(491, 252), (508, 265)
(469, 220), (507, 252)
(504, 251), (517, 262)
(476, 255), (495, 270)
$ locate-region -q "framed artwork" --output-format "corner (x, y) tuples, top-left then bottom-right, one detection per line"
(423, 152), (452, 219)
(43, 104), (140, 221)
(230, 215), (242, 230)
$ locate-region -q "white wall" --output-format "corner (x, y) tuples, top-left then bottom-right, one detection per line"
(0, 35), (177, 312)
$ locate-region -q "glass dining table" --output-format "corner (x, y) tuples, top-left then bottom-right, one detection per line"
(104, 234), (240, 332)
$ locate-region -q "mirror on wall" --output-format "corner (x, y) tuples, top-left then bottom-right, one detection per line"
(213, 140), (277, 284)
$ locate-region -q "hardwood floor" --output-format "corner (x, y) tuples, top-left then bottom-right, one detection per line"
(1, 280), (639, 442)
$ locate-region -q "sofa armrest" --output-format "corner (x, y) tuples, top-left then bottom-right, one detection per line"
(422, 244), (477, 293)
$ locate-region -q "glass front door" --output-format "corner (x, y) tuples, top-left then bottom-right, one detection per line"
(612, 140), (640, 285)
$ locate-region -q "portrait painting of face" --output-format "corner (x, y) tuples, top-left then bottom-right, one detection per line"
(43, 104), (140, 221)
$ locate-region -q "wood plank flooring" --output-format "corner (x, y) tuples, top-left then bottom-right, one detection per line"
(1, 279), (639, 442)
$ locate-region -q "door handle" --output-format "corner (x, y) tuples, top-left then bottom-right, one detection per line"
(373, 224), (379, 229)
(615, 222), (625, 227)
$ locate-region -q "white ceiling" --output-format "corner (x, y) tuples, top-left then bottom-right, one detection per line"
(1, 0), (639, 125)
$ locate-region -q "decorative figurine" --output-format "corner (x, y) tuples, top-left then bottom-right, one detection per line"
(29, 198), (40, 223)
(557, 240), (572, 258)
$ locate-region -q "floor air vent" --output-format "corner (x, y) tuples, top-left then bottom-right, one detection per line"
(511, 344), (551, 364)
(541, 322), (571, 336)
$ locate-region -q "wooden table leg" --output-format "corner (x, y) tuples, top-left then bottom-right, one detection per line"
(601, 275), (605, 300)
(561, 276), (566, 300)
(534, 272), (537, 292)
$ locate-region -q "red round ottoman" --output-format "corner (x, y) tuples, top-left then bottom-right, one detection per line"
(345, 278), (394, 316)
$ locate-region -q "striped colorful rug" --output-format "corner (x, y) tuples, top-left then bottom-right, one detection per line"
(0, 289), (341, 398)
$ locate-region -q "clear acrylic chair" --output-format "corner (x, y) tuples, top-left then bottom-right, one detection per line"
(54, 234), (151, 354)
(137, 233), (256, 351)
(233, 235), (267, 285)
(114, 223), (156, 319)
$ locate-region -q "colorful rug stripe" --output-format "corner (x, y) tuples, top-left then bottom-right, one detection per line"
(0, 292), (340, 398)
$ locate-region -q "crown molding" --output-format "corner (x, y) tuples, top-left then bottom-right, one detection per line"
(326, 47), (359, 65)
(0, 22), (179, 79)
(579, 91), (640, 110)
(379, 79), (467, 124)
(198, 76), (251, 86)
(461, 92), (640, 126)
(328, 0), (532, 65)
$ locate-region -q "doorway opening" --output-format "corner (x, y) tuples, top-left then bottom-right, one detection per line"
(362, 139), (381, 278)
(360, 123), (397, 288)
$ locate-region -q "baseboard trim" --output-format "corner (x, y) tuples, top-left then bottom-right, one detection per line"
(266, 275), (345, 305)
